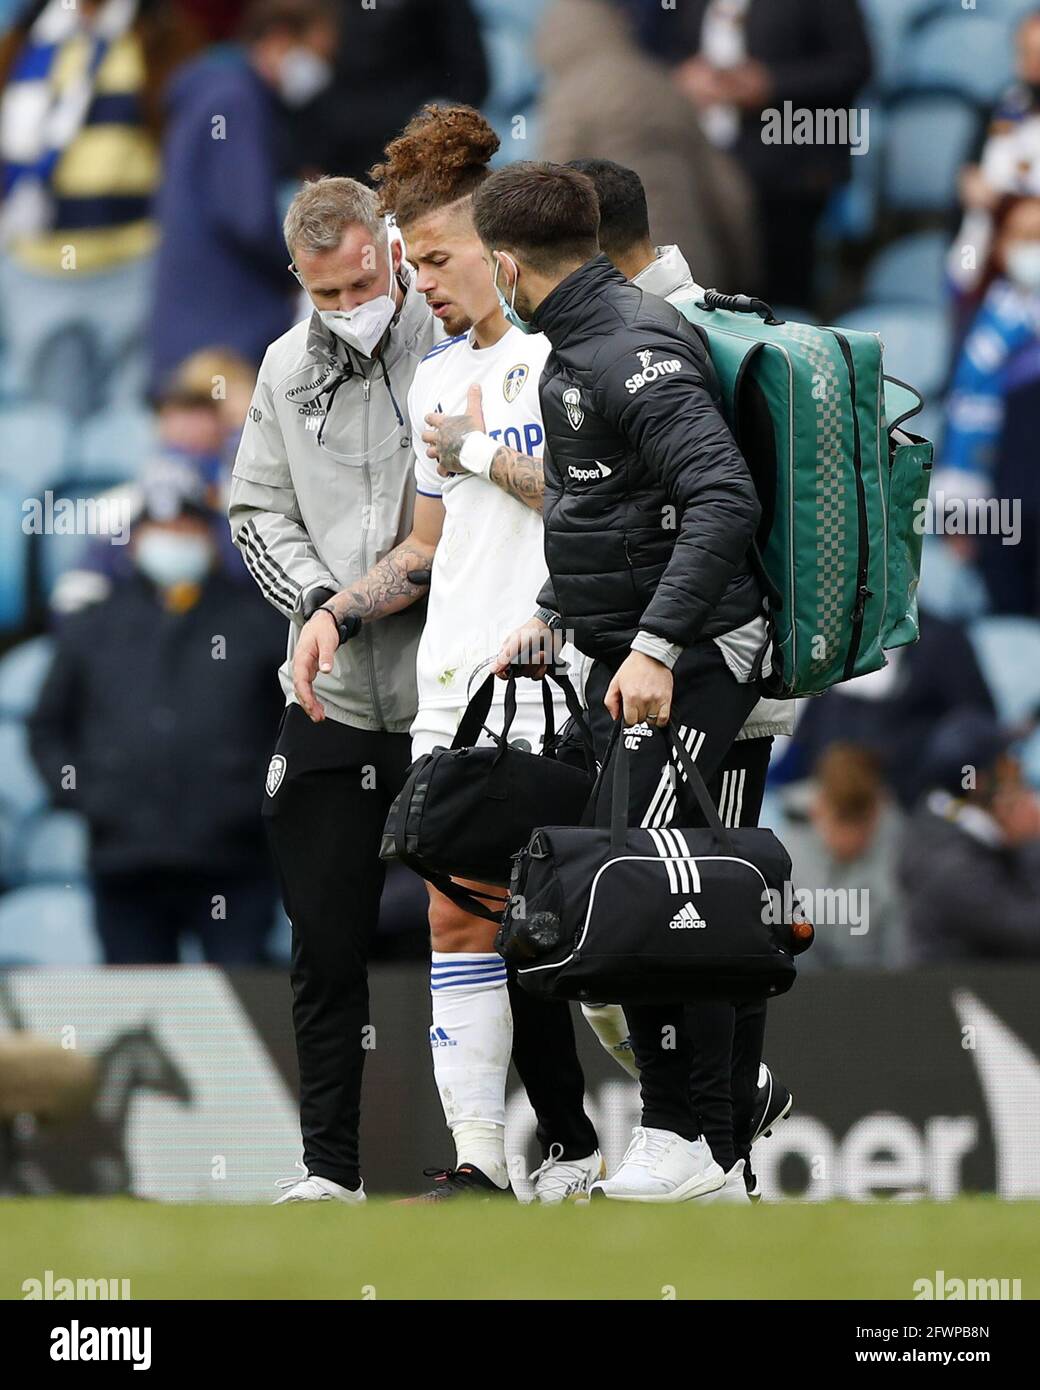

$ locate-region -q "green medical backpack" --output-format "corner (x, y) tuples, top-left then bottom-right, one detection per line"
(675, 290), (934, 699)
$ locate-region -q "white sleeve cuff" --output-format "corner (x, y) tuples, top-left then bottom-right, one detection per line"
(631, 630), (683, 669)
(459, 431), (498, 478)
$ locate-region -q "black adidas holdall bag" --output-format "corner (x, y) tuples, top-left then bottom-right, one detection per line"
(379, 670), (596, 922)
(496, 718), (802, 1002)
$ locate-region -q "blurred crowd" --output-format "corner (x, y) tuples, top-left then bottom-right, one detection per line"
(0, 0), (1038, 969)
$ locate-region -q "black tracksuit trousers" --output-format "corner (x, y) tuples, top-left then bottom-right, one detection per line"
(584, 642), (769, 1174)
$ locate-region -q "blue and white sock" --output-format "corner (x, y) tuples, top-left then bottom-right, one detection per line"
(430, 952), (512, 1188)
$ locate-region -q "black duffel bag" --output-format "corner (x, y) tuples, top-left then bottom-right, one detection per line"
(496, 717), (801, 1002)
(379, 670), (595, 921)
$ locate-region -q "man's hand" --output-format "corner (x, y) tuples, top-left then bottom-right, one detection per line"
(673, 54), (729, 108)
(721, 58), (773, 110)
(423, 384), (487, 476)
(491, 616), (559, 679)
(292, 611), (340, 722)
(604, 651), (674, 728)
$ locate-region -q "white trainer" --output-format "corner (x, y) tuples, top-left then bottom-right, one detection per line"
(701, 1159), (751, 1204)
(592, 1127), (725, 1203)
(529, 1144), (606, 1204)
(273, 1162), (366, 1205)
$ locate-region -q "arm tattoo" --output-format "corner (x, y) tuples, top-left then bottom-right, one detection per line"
(329, 540), (434, 623)
(489, 447), (544, 512)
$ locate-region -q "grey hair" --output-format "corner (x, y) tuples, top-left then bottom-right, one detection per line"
(283, 176), (381, 258)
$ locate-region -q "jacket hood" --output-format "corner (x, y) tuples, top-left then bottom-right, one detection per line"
(633, 245), (705, 302)
(536, 0), (635, 74)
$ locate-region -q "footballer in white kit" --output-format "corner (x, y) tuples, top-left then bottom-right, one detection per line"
(408, 325), (558, 758)
(370, 103), (605, 1204)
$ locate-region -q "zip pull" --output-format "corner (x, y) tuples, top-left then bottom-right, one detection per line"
(852, 584), (873, 622)
(362, 378), (371, 402)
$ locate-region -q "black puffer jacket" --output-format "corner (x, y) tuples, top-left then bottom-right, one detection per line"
(533, 255), (762, 663)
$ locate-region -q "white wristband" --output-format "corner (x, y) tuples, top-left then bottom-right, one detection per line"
(459, 431), (497, 478)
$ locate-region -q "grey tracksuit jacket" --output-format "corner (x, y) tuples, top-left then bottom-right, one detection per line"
(228, 278), (437, 732)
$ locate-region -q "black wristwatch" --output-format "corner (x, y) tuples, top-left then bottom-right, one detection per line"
(317, 605), (362, 649)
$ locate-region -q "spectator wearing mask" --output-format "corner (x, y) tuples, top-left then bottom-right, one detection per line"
(28, 478), (286, 965)
(149, 0), (339, 391)
(0, 0), (202, 408)
(897, 711), (1040, 963)
(535, 0), (760, 292)
(780, 745), (907, 971)
(626, 0), (871, 310)
(953, 10), (1040, 297)
(51, 384), (245, 615)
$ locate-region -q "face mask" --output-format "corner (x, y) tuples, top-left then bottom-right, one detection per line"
(277, 47), (333, 108)
(135, 532), (213, 589)
(318, 224), (397, 357)
(1005, 241), (1040, 292)
(493, 252), (534, 335)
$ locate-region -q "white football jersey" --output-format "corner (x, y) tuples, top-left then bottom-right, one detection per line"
(409, 325), (552, 712)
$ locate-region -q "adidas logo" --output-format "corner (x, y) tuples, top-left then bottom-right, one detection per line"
(624, 720), (654, 750)
(669, 901), (707, 930)
(429, 1026), (457, 1048)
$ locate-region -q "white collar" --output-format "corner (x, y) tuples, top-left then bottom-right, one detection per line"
(927, 790), (1007, 848)
(633, 245), (704, 302)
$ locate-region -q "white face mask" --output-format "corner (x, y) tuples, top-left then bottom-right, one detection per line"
(277, 46), (333, 108)
(135, 532), (212, 589)
(1005, 241), (1040, 292)
(318, 225), (398, 357)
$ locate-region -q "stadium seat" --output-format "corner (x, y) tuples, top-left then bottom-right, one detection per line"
(917, 533), (990, 624)
(72, 407), (157, 482)
(968, 616), (1040, 725)
(10, 808), (89, 884)
(0, 883), (99, 966)
(837, 304), (952, 400)
(0, 636), (55, 718)
(862, 231), (950, 308)
(905, 15), (1015, 107)
(881, 92), (983, 214)
(473, 0), (547, 158)
(0, 405), (71, 493)
(858, 0), (943, 90)
(0, 719), (48, 818)
(0, 481), (30, 631)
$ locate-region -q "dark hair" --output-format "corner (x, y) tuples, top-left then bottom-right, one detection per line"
(370, 104), (499, 226)
(472, 162), (600, 273)
(240, 0), (337, 43)
(566, 159), (651, 260)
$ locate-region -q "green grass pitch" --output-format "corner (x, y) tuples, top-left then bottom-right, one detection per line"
(2, 1198), (1038, 1300)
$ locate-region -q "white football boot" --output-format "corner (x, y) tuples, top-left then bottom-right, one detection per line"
(274, 1161), (366, 1205)
(529, 1144), (606, 1204)
(592, 1127), (725, 1203)
(701, 1159), (752, 1204)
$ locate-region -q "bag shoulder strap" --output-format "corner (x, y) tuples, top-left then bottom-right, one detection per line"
(600, 717), (736, 853)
